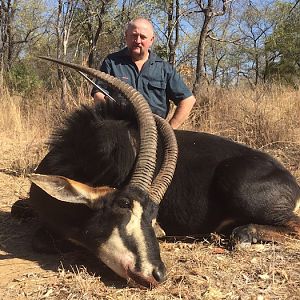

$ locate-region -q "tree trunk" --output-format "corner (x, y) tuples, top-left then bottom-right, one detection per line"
(192, 14), (211, 96)
(0, 0), (12, 93)
(192, 0), (230, 101)
(167, 0), (180, 66)
(0, 0), (5, 92)
(56, 0), (65, 110)
(55, 0), (78, 110)
(83, 0), (107, 68)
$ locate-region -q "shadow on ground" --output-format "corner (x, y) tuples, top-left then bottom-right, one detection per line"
(0, 207), (127, 288)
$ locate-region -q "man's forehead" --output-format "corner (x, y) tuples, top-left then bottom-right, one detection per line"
(130, 27), (152, 36)
(127, 22), (154, 36)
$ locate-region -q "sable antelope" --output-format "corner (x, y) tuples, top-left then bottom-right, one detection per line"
(12, 58), (300, 288)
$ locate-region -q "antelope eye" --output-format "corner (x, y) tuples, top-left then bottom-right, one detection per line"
(117, 197), (132, 209)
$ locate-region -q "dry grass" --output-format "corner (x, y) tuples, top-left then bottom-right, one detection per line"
(187, 84), (300, 149)
(0, 85), (300, 299)
(0, 89), (92, 175)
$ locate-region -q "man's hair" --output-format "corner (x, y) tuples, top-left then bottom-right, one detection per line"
(125, 18), (154, 36)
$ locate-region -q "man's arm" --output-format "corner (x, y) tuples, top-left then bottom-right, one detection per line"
(169, 95), (196, 129)
(91, 57), (112, 103)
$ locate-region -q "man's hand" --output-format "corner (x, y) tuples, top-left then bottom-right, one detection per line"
(93, 91), (106, 103)
(169, 95), (196, 129)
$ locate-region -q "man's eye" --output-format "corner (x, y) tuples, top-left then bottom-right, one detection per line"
(117, 198), (131, 209)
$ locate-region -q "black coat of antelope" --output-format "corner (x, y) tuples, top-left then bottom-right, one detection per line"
(12, 58), (300, 288)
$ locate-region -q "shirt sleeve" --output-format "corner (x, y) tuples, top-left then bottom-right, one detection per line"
(166, 67), (193, 105)
(91, 58), (112, 97)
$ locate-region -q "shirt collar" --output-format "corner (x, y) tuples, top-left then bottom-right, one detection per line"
(148, 50), (164, 63)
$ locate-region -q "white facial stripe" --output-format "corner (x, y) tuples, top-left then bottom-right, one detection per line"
(294, 197), (300, 212)
(98, 227), (134, 279)
(126, 200), (153, 276)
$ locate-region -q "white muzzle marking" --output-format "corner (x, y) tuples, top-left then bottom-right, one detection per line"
(98, 227), (135, 279)
(97, 201), (154, 280)
(126, 200), (153, 276)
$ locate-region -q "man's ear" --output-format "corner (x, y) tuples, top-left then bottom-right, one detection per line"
(30, 174), (116, 209)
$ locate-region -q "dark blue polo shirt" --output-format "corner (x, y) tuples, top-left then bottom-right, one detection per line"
(91, 48), (192, 118)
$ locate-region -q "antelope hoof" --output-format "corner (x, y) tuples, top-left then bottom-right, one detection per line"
(231, 224), (259, 245)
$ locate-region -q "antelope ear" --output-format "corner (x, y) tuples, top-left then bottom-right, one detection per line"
(30, 174), (115, 209)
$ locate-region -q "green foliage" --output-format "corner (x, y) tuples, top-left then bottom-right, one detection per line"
(2, 0), (300, 92)
(8, 62), (43, 96)
(265, 1), (300, 87)
(153, 44), (169, 61)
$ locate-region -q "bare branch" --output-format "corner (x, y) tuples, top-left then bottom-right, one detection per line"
(195, 0), (205, 10)
(213, 0), (234, 17)
(207, 32), (244, 45)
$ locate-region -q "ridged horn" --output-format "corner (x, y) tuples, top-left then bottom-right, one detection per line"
(149, 115), (178, 204)
(39, 56), (157, 192)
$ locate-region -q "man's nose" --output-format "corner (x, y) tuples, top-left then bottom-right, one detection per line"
(134, 36), (141, 43)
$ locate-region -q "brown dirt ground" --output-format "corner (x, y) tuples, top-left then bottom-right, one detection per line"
(0, 135), (300, 300)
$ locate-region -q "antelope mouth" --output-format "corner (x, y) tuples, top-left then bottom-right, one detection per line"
(127, 268), (159, 289)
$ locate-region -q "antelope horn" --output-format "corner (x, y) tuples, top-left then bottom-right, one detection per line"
(149, 115), (178, 204)
(39, 56), (157, 192)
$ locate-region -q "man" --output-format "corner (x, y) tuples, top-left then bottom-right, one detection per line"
(92, 18), (196, 129)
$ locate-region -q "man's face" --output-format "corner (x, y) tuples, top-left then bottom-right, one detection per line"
(125, 21), (154, 60)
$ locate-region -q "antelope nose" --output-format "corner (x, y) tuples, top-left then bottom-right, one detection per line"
(152, 267), (166, 283)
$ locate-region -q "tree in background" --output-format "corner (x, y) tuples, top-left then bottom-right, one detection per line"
(192, 0), (232, 98)
(265, 1), (300, 87)
(0, 0), (45, 94)
(76, 0), (114, 68)
(234, 1), (275, 87)
(0, 0), (15, 91)
(1, 0), (299, 99)
(166, 0), (180, 65)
